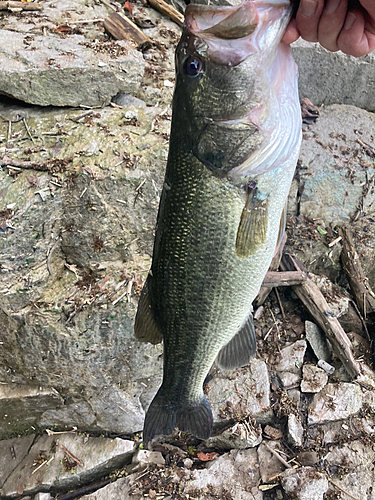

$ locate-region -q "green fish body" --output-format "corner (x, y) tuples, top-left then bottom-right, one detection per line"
(135, 0), (302, 444)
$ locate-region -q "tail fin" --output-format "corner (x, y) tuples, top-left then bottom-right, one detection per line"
(143, 387), (213, 445)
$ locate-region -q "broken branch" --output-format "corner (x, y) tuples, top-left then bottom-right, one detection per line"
(261, 271), (307, 287)
(280, 250), (361, 379)
(147, 0), (184, 27)
(256, 234), (287, 306)
(104, 11), (151, 44)
(340, 227), (375, 322)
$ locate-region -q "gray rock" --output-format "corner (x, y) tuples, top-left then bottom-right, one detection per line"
(257, 441), (285, 483)
(305, 321), (331, 362)
(287, 414), (303, 447)
(0, 101), (168, 438)
(323, 441), (375, 500)
(297, 105), (375, 224)
(287, 388), (302, 408)
(132, 449), (165, 470)
(364, 389), (375, 411)
(112, 94), (147, 109)
(274, 340), (307, 374)
(0, 31), (145, 107)
(308, 383), (363, 425)
(34, 494), (53, 500)
(308, 417), (375, 446)
(300, 365), (328, 393)
(0, 434), (35, 489)
(0, 385), (64, 438)
(80, 476), (133, 500)
(281, 467), (328, 500)
(292, 39), (375, 112)
(357, 363), (375, 389)
(208, 359), (273, 426)
(278, 371), (301, 389)
(80, 449), (261, 500)
(186, 448), (260, 500)
(2, 434), (135, 497)
(205, 421), (262, 450)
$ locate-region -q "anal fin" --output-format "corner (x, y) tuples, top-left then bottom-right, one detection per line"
(134, 276), (163, 344)
(215, 312), (257, 370)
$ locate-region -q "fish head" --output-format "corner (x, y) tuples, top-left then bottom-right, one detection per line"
(172, 0), (296, 178)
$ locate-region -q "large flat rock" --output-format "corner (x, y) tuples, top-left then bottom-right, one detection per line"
(0, 31), (144, 107)
(292, 40), (375, 112)
(1, 434), (135, 498)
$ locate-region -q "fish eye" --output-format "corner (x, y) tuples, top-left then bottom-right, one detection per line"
(184, 56), (204, 78)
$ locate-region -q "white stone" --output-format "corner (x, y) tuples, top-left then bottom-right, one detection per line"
(274, 340), (307, 374)
(287, 414), (303, 447)
(308, 383), (363, 425)
(281, 467), (328, 500)
(300, 365), (328, 393)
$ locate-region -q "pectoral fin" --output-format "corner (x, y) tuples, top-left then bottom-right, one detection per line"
(236, 187), (268, 257)
(215, 312), (256, 370)
(134, 276), (162, 345)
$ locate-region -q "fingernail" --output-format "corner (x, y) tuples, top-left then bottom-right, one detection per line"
(301, 0), (318, 17)
(344, 12), (356, 30)
(325, 0), (341, 15)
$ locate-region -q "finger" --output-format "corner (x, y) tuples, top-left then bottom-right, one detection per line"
(359, 0), (375, 24)
(338, 8), (375, 56)
(281, 18), (300, 44)
(316, 0), (348, 52)
(295, 0), (325, 42)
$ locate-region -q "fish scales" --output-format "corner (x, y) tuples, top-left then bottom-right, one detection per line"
(135, 0), (302, 443)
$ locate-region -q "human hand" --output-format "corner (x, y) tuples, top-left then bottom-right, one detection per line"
(282, 0), (375, 57)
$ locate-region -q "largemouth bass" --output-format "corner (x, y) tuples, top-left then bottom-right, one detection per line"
(135, 0), (302, 444)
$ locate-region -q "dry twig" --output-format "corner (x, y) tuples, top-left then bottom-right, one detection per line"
(60, 445), (84, 467)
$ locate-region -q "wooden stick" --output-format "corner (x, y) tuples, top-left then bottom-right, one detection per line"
(0, 1), (43, 10)
(104, 11), (151, 44)
(263, 442), (292, 469)
(340, 227), (375, 321)
(60, 445), (84, 467)
(147, 0), (184, 26)
(256, 234), (287, 306)
(261, 271), (307, 287)
(280, 250), (360, 379)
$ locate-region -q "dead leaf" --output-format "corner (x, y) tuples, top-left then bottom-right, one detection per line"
(56, 25), (73, 33)
(197, 452), (219, 462)
(124, 1), (134, 14)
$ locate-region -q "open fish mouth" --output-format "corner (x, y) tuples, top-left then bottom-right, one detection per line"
(184, 0), (293, 66)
